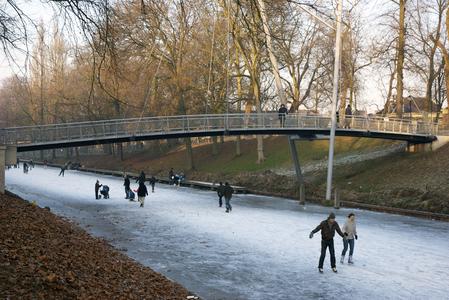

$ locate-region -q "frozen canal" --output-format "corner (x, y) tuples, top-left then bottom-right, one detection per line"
(5, 165), (449, 300)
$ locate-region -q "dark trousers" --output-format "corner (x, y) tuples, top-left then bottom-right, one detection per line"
(218, 195), (223, 207)
(95, 190), (99, 199)
(319, 239), (336, 268)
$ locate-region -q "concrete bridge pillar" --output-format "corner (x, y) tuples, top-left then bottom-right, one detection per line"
(407, 136), (449, 152)
(0, 146), (17, 194)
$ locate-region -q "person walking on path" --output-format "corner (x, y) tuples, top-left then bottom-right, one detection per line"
(278, 104), (288, 127)
(223, 182), (234, 213)
(309, 212), (347, 273)
(217, 182), (225, 208)
(149, 176), (156, 193)
(124, 175), (130, 199)
(341, 213), (358, 265)
(169, 168), (174, 185)
(95, 180), (102, 200)
(344, 104), (352, 129)
(137, 182), (148, 208)
(136, 171), (146, 185)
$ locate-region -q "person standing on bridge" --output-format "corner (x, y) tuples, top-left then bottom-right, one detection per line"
(223, 182), (234, 213)
(278, 104), (288, 128)
(124, 175), (131, 199)
(95, 180), (102, 200)
(309, 212), (347, 274)
(344, 104), (352, 129)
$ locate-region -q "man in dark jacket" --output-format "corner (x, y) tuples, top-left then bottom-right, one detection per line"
(137, 182), (148, 208)
(223, 182), (234, 213)
(278, 104), (288, 127)
(124, 175), (130, 199)
(310, 212), (347, 273)
(217, 182), (225, 208)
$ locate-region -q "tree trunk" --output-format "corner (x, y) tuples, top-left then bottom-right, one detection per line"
(396, 0), (406, 119)
(65, 148), (69, 159)
(52, 149), (56, 159)
(212, 136), (219, 155)
(75, 147), (79, 162)
(184, 137), (195, 170)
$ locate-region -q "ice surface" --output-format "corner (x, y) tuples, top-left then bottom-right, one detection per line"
(5, 165), (449, 300)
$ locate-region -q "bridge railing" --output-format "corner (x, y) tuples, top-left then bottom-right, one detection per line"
(0, 113), (446, 146)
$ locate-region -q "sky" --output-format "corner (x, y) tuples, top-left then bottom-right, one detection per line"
(5, 165), (449, 300)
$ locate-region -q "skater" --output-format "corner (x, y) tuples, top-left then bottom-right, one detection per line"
(44, 159), (48, 169)
(223, 182), (234, 213)
(137, 182), (148, 208)
(217, 182), (224, 207)
(149, 176), (156, 193)
(174, 174), (180, 186)
(23, 162), (27, 173)
(309, 212), (347, 274)
(59, 165), (66, 177)
(341, 213), (358, 265)
(95, 180), (102, 200)
(278, 104), (288, 127)
(135, 171), (146, 185)
(124, 175), (130, 199)
(169, 168), (174, 185)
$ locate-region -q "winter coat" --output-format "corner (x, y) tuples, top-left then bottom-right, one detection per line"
(136, 172), (146, 184)
(278, 106), (288, 118)
(223, 184), (234, 199)
(345, 106), (352, 116)
(124, 177), (130, 189)
(169, 169), (174, 178)
(149, 176), (156, 186)
(137, 184), (148, 197)
(95, 182), (102, 191)
(311, 219), (345, 241)
(217, 184), (225, 197)
(341, 219), (357, 240)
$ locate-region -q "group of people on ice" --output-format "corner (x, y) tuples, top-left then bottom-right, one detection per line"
(168, 168), (186, 186)
(309, 212), (358, 273)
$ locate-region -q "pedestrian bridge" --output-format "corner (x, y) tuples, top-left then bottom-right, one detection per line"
(0, 113), (446, 152)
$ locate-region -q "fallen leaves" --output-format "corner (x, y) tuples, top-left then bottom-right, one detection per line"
(0, 193), (194, 299)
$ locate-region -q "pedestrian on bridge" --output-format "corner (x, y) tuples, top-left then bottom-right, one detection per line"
(223, 182), (234, 213)
(124, 175), (130, 199)
(278, 104), (288, 128)
(309, 212), (347, 274)
(344, 104), (352, 129)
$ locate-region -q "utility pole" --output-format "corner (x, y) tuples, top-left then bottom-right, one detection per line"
(325, 0), (344, 201)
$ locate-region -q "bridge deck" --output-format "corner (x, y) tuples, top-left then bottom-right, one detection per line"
(1, 113), (445, 152)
